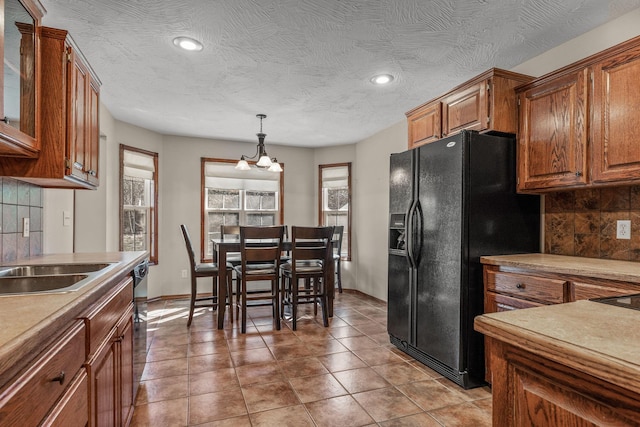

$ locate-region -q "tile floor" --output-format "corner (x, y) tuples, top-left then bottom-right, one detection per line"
(131, 291), (492, 426)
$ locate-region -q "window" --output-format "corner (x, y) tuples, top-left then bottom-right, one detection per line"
(201, 158), (284, 262)
(119, 145), (158, 264)
(319, 163), (351, 260)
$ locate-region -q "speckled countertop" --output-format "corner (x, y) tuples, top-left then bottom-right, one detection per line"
(0, 251), (147, 386)
(475, 300), (640, 394)
(481, 253), (640, 283)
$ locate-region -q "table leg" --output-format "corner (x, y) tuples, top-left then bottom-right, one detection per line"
(327, 251), (335, 317)
(217, 247), (227, 329)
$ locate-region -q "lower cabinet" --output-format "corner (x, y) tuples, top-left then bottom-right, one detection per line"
(83, 276), (134, 427)
(483, 264), (639, 383)
(490, 339), (640, 426)
(41, 370), (89, 427)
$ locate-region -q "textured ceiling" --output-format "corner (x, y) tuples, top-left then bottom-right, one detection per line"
(39, 0), (640, 148)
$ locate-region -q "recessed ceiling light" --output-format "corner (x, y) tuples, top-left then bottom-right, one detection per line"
(370, 74), (394, 85)
(173, 36), (203, 52)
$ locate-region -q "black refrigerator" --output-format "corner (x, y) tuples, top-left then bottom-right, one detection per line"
(388, 130), (540, 389)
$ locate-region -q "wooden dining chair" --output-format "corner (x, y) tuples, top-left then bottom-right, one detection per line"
(180, 224), (233, 327)
(280, 226), (333, 330)
(233, 225), (285, 333)
(332, 225), (344, 293)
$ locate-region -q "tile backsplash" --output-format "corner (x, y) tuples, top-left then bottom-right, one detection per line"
(0, 178), (42, 262)
(545, 186), (640, 261)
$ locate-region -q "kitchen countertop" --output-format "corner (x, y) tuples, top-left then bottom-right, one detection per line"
(0, 251), (147, 386)
(480, 253), (640, 283)
(474, 300), (640, 394)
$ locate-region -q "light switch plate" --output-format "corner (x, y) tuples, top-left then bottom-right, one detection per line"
(63, 210), (71, 227)
(23, 218), (29, 237)
(617, 220), (631, 239)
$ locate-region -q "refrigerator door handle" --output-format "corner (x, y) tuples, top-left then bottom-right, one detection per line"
(406, 200), (417, 268)
(412, 201), (423, 264)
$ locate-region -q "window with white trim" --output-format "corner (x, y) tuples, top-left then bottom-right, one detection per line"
(120, 145), (158, 264)
(201, 158), (283, 261)
(319, 163), (351, 260)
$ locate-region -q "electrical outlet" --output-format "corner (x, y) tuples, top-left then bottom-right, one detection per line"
(617, 220), (631, 239)
(22, 218), (29, 237)
(181, 269), (188, 278)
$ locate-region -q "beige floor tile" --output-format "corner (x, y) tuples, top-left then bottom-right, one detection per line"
(353, 387), (422, 422)
(372, 362), (434, 385)
(189, 353), (234, 375)
(278, 357), (330, 378)
(141, 357), (188, 381)
(188, 388), (247, 425)
(317, 351), (367, 372)
(396, 379), (466, 411)
(428, 401), (492, 426)
(353, 347), (405, 366)
(235, 361), (285, 386)
(378, 412), (443, 426)
(130, 397), (188, 426)
(249, 404), (315, 427)
(305, 395), (375, 427)
(333, 367), (391, 393)
(135, 375), (188, 405)
(133, 292), (495, 425)
(230, 347), (275, 366)
(189, 367), (238, 395)
(241, 380), (300, 413)
(289, 373), (348, 403)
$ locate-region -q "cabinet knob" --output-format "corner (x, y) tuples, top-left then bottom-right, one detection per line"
(516, 283), (526, 289)
(73, 162), (83, 171)
(575, 171), (582, 177)
(51, 371), (65, 385)
(88, 170), (97, 177)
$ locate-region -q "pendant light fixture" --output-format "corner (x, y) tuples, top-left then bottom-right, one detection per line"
(235, 114), (283, 172)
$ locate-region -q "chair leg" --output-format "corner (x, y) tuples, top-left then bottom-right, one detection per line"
(226, 272), (233, 323)
(336, 259), (342, 293)
(321, 293), (329, 327)
(241, 278), (247, 334)
(274, 279), (281, 330)
(187, 277), (196, 327)
(292, 281), (298, 331)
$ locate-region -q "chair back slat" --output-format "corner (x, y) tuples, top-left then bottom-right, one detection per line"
(180, 224), (197, 269)
(239, 226), (285, 266)
(291, 226), (333, 264)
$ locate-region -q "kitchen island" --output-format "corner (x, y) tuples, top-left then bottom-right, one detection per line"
(0, 251), (147, 426)
(475, 300), (640, 425)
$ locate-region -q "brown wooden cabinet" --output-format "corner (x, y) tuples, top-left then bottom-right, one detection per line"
(488, 338), (640, 426)
(483, 264), (640, 383)
(0, 0), (44, 157)
(517, 35), (640, 192)
(0, 322), (87, 427)
(0, 26), (101, 189)
(406, 68), (532, 149)
(82, 276), (134, 427)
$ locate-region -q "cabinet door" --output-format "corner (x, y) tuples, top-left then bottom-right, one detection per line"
(67, 47), (89, 183)
(89, 328), (117, 427)
(442, 79), (488, 137)
(407, 101), (441, 148)
(41, 370), (89, 427)
(86, 78), (100, 186)
(591, 42), (640, 183)
(517, 69), (589, 191)
(118, 308), (135, 426)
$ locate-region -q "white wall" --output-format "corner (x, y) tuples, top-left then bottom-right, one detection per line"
(43, 189), (74, 253)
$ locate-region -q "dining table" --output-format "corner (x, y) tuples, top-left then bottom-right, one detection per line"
(212, 239), (336, 329)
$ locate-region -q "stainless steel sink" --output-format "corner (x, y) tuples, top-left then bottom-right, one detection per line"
(0, 274), (90, 295)
(0, 263), (112, 277)
(0, 262), (114, 295)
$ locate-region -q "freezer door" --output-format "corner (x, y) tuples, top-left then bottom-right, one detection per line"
(387, 253), (412, 342)
(415, 135), (464, 372)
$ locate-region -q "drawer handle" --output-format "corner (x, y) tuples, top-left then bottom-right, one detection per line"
(51, 371), (65, 385)
(516, 283), (526, 289)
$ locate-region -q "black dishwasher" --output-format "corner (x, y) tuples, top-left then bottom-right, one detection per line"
(132, 259), (148, 398)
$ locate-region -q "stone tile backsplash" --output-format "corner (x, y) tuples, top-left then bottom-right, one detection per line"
(0, 178), (42, 262)
(545, 186), (640, 261)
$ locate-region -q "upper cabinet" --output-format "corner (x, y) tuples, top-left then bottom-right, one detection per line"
(406, 68), (533, 149)
(517, 35), (640, 193)
(0, 0), (44, 157)
(0, 27), (101, 189)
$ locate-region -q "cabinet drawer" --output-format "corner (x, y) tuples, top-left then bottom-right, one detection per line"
(0, 321), (86, 427)
(81, 276), (133, 356)
(41, 370), (88, 427)
(572, 281), (639, 301)
(486, 271), (566, 304)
